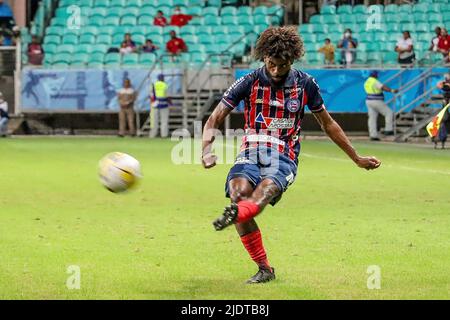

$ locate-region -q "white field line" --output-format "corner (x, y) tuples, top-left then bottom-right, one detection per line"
(301, 153), (450, 176)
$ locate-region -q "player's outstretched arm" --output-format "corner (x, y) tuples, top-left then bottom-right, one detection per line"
(201, 102), (232, 169)
(313, 109), (381, 170)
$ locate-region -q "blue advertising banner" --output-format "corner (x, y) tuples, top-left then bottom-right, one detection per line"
(21, 68), (183, 111)
(234, 67), (448, 113)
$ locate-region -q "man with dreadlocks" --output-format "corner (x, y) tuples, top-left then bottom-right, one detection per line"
(201, 26), (381, 284)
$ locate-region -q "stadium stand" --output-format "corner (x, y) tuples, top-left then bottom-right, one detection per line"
(23, 0), (285, 68)
(292, 0), (450, 67)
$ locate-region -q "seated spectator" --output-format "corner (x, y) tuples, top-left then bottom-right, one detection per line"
(0, 21), (13, 46)
(120, 33), (137, 54)
(0, 0), (14, 28)
(0, 91), (9, 137)
(170, 6), (193, 27)
(395, 31), (415, 65)
(153, 10), (168, 27)
(337, 28), (357, 66)
(429, 26), (442, 52)
(141, 39), (159, 53)
(437, 28), (450, 62)
(166, 30), (187, 56)
(27, 35), (44, 65)
(318, 38), (335, 65)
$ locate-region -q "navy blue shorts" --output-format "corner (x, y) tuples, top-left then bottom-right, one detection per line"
(225, 147), (298, 206)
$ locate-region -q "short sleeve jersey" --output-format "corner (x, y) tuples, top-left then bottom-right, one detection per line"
(221, 66), (325, 161)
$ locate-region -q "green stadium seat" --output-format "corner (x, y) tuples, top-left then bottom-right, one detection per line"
(323, 15), (339, 25)
(339, 14), (355, 24)
(217, 34), (232, 44)
(254, 6), (268, 16)
(91, 44), (108, 54)
(254, 15), (270, 25)
(95, 0), (110, 8)
(90, 7), (106, 18)
(122, 53), (139, 66)
(128, 0), (142, 6)
(180, 25), (196, 36)
(74, 44), (93, 54)
(428, 15), (443, 24)
(383, 51), (398, 64)
(43, 43), (57, 54)
(186, 6), (202, 16)
(155, 5), (171, 17)
(105, 16), (121, 27)
(96, 34), (111, 45)
(301, 34), (316, 43)
(384, 4), (398, 13)
(415, 23), (430, 33)
(123, 7), (139, 18)
(183, 34), (198, 45)
(104, 52), (121, 65)
(43, 54), (54, 66)
(79, 34), (95, 44)
(121, 16), (137, 26)
(222, 16), (238, 25)
(298, 24), (313, 34)
(379, 42), (392, 52)
(214, 25), (229, 36)
(199, 35), (214, 45)
(202, 7), (219, 17)
(45, 26), (63, 36)
(110, 0), (125, 6)
(305, 43), (320, 52)
(355, 51), (367, 64)
(190, 44), (206, 54)
(309, 15), (323, 24)
(386, 23), (400, 33)
(355, 14), (369, 24)
(306, 52), (322, 65)
(221, 6), (237, 16)
(71, 53), (89, 65)
(237, 15), (253, 26)
(337, 5), (352, 14)
(237, 6), (252, 16)
(311, 24), (327, 34)
(52, 61), (71, 68)
(53, 52), (72, 64)
(138, 15), (153, 25)
(374, 33), (387, 42)
(89, 52), (105, 63)
(111, 34), (124, 46)
(189, 17), (204, 26)
(44, 35), (61, 45)
(398, 5), (412, 14)
(367, 52), (382, 64)
(320, 5), (336, 15)
(366, 43), (380, 52)
(388, 33), (400, 42)
(139, 53), (156, 66)
(149, 35), (163, 46)
(367, 4), (383, 13)
(207, 0), (222, 8)
(329, 32), (341, 43)
(204, 16), (222, 26)
(352, 5), (367, 14)
(174, 0), (188, 6)
(228, 25), (244, 36)
(62, 34), (79, 45)
(417, 33), (433, 42)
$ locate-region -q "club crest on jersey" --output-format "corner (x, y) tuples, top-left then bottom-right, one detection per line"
(286, 99), (301, 112)
(255, 113), (294, 129)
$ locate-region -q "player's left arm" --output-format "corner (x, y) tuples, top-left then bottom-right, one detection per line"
(313, 109), (381, 170)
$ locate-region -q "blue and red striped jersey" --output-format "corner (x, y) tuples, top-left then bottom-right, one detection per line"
(221, 66), (325, 162)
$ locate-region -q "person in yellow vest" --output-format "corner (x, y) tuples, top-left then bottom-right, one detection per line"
(150, 74), (171, 138)
(364, 71), (398, 141)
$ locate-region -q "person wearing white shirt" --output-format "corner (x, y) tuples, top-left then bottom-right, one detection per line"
(0, 92), (9, 137)
(395, 31), (415, 65)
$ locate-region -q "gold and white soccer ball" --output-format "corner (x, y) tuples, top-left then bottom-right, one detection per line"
(98, 152), (142, 193)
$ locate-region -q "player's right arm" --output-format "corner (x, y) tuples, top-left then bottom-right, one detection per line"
(202, 102), (232, 169)
(201, 73), (253, 169)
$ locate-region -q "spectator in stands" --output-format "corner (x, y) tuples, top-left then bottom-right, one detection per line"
(437, 28), (450, 63)
(395, 31), (415, 65)
(27, 35), (44, 65)
(0, 21), (12, 46)
(141, 39), (159, 53)
(429, 26), (442, 53)
(337, 28), (357, 66)
(153, 10), (168, 27)
(170, 6), (193, 27)
(120, 33), (137, 54)
(0, 0), (14, 28)
(166, 30), (187, 57)
(0, 91), (9, 137)
(117, 78), (136, 137)
(11, 25), (19, 45)
(318, 38), (335, 65)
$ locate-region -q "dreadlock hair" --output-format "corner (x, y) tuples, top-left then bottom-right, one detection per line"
(254, 26), (305, 63)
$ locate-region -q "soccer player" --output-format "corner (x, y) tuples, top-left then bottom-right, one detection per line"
(201, 26), (381, 284)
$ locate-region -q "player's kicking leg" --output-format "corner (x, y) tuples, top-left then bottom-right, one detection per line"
(214, 177), (280, 284)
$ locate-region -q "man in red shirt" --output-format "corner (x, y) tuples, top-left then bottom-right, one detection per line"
(437, 28), (450, 62)
(27, 35), (44, 65)
(170, 6), (193, 27)
(166, 30), (187, 56)
(153, 10), (167, 27)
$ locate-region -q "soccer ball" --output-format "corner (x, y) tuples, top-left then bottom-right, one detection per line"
(98, 152), (142, 193)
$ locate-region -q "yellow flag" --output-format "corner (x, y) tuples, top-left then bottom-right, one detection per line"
(426, 103), (450, 137)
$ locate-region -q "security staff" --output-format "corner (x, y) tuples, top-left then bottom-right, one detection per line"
(150, 74), (171, 138)
(364, 71), (398, 141)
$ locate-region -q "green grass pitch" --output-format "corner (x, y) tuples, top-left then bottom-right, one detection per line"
(0, 137), (449, 299)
